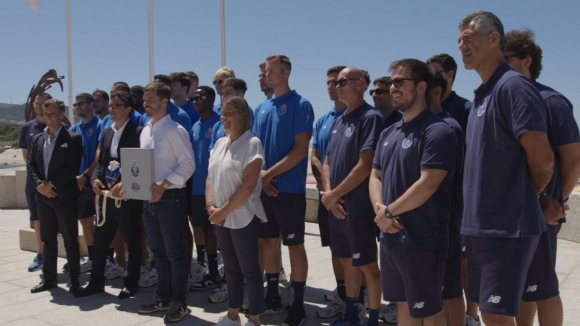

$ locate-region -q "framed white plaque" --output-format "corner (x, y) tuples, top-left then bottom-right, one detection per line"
(121, 148), (155, 201)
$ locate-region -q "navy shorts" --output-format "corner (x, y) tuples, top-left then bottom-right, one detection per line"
(521, 224), (561, 302)
(317, 199), (331, 247)
(25, 178), (39, 221)
(442, 240), (463, 300)
(190, 195), (211, 227)
(77, 188), (96, 220)
(466, 235), (540, 316)
(259, 192), (305, 246)
(328, 206), (377, 267)
(380, 238), (446, 318)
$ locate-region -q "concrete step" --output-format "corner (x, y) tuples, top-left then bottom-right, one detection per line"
(19, 221), (88, 257)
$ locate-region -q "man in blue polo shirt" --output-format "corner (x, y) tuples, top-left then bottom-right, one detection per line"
(69, 93), (103, 274)
(170, 72), (200, 125)
(458, 11), (554, 326)
(19, 92), (52, 272)
(504, 28), (580, 326)
(426, 54), (471, 132)
(311, 65), (347, 319)
(322, 67), (383, 326)
(253, 54), (314, 326)
(370, 59), (457, 325)
(212, 67), (236, 115)
(428, 72), (466, 326)
(371, 76), (402, 128)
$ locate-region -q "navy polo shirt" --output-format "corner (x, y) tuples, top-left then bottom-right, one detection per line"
(327, 102), (383, 209)
(253, 90), (314, 194)
(312, 107), (345, 165)
(19, 118), (46, 151)
(438, 110), (465, 243)
(462, 63), (548, 238)
(209, 106), (255, 151)
(70, 116), (103, 184)
(191, 113), (221, 195)
(99, 109), (143, 142)
(180, 100), (200, 125)
(442, 91), (471, 132)
(383, 110), (403, 129)
(140, 103), (192, 137)
(373, 109), (456, 249)
(535, 81), (579, 222)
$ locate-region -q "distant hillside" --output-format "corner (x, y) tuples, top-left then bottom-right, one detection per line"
(0, 103), (26, 122)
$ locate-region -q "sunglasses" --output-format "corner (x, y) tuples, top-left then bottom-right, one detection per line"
(191, 95), (207, 102)
(72, 102), (87, 108)
(369, 89), (390, 96)
(391, 78), (420, 88)
(504, 54), (518, 61)
(333, 78), (360, 87)
(212, 80), (223, 86)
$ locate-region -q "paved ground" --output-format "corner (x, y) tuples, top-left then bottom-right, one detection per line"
(2, 209), (580, 325)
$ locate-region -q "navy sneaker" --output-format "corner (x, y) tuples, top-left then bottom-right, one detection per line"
(28, 254), (43, 272)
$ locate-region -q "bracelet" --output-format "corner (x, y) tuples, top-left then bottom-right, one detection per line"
(205, 202), (215, 209)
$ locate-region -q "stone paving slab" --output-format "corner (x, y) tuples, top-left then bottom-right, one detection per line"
(2, 208), (580, 325)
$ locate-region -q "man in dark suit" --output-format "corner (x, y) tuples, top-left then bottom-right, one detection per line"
(74, 91), (143, 299)
(27, 99), (83, 293)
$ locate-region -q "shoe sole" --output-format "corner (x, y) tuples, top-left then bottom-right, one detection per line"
(163, 308), (191, 323)
(316, 309), (345, 318)
(208, 296), (228, 303)
(138, 306), (170, 314)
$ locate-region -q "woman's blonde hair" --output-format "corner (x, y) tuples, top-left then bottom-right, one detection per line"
(223, 96), (251, 138)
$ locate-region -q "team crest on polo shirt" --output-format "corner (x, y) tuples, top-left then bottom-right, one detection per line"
(205, 128), (213, 138)
(402, 133), (413, 148)
(477, 99), (487, 117)
(345, 124), (355, 137)
(87, 128), (94, 136)
(277, 104), (287, 116)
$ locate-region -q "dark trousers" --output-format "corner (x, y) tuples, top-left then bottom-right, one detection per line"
(215, 217), (264, 316)
(90, 197), (142, 288)
(37, 195), (80, 283)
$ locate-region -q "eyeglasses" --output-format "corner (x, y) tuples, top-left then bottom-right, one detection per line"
(72, 102), (87, 108)
(333, 78), (361, 87)
(391, 78), (420, 88)
(191, 95), (207, 102)
(369, 89), (390, 96)
(212, 80), (223, 86)
(504, 54), (518, 61)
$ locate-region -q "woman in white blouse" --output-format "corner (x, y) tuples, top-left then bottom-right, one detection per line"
(207, 96), (267, 326)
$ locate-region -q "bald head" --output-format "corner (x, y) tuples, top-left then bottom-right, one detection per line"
(336, 67), (367, 110)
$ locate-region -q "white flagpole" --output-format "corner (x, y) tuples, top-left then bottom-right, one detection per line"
(148, 0), (154, 82)
(220, 0), (226, 67)
(66, 0), (73, 122)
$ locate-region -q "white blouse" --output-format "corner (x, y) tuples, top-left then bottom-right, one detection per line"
(208, 129), (267, 229)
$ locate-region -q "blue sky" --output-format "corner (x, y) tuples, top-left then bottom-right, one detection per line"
(1, 0), (579, 121)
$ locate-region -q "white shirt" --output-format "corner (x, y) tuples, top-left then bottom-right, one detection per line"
(208, 130), (267, 229)
(110, 119), (129, 159)
(140, 114), (195, 188)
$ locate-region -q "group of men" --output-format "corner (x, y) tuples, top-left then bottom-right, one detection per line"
(19, 9), (579, 326)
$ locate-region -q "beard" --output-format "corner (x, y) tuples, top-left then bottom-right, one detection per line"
(393, 89), (419, 113)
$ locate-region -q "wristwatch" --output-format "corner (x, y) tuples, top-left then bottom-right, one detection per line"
(162, 180), (170, 189)
(384, 206), (394, 219)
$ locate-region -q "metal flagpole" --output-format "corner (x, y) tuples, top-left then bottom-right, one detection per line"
(66, 0), (73, 122)
(220, 0), (226, 67)
(148, 0), (154, 82)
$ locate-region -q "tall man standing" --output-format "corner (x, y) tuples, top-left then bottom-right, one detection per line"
(458, 11), (554, 326)
(504, 28), (580, 326)
(253, 54), (314, 326)
(322, 67), (383, 326)
(137, 82), (195, 323)
(27, 99), (83, 293)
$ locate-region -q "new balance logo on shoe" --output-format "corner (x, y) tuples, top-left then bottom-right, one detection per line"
(287, 234), (295, 239)
(352, 253), (360, 259)
(413, 302), (424, 309)
(487, 295), (501, 303)
(526, 285), (538, 292)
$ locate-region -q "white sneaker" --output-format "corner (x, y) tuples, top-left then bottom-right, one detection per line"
(80, 258), (92, 273)
(139, 267), (158, 287)
(379, 302), (397, 324)
(215, 315), (241, 326)
(324, 287), (337, 301)
(105, 261), (123, 279)
(285, 282), (294, 310)
(120, 266), (128, 278)
(465, 314), (481, 326)
(208, 283), (228, 303)
(191, 262), (207, 283)
(316, 296), (346, 318)
(279, 268), (288, 282)
(358, 302), (367, 325)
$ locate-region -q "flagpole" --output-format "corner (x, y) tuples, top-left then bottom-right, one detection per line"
(220, 0), (226, 67)
(66, 0), (73, 122)
(148, 0), (154, 82)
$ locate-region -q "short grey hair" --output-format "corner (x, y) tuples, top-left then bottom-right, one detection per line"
(459, 10), (505, 51)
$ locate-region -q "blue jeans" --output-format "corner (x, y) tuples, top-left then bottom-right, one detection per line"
(143, 189), (188, 304)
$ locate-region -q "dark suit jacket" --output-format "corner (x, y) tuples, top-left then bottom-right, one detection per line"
(92, 121), (143, 190)
(26, 127), (83, 200)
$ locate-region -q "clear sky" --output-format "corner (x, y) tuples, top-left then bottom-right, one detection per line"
(1, 0), (579, 121)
